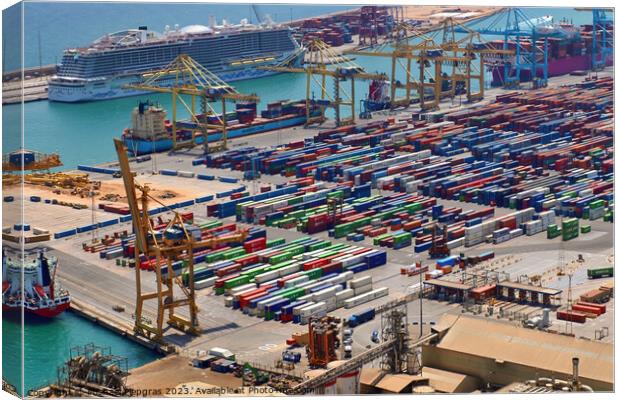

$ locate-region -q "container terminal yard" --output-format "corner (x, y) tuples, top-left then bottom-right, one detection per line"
(2, 4), (615, 397)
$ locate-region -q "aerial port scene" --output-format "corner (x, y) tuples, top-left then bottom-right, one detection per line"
(1, 0), (614, 397)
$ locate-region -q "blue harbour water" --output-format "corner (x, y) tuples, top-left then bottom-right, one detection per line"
(2, 311), (159, 395)
(1, 2), (596, 394)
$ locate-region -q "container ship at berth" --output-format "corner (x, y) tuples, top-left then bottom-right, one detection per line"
(487, 19), (614, 86)
(2, 248), (71, 318)
(48, 19), (304, 102)
(122, 100), (321, 155)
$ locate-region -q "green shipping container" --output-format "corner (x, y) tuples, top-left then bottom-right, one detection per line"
(373, 233), (393, 246)
(199, 221), (223, 230)
(303, 268), (323, 280)
(224, 275), (252, 289)
(268, 252), (293, 265)
(308, 240), (331, 251)
(222, 248), (246, 260)
(267, 238), (286, 248)
(393, 232), (413, 244)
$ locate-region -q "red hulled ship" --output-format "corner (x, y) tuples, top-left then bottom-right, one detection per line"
(2, 248), (71, 318)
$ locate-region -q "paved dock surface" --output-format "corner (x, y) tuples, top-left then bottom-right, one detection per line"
(2, 76), (49, 104)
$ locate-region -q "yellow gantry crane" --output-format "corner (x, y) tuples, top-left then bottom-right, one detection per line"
(260, 39), (388, 127)
(348, 22), (444, 110)
(348, 19), (514, 110)
(124, 54), (259, 153)
(113, 138), (248, 342)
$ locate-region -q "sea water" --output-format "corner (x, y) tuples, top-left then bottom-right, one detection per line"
(2, 311), (159, 395)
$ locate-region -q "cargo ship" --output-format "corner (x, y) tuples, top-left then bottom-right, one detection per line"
(121, 100), (321, 155)
(2, 248), (71, 318)
(48, 19), (304, 102)
(486, 20), (614, 86)
(362, 79), (392, 112)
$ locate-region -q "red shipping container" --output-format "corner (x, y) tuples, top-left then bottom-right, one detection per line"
(499, 216), (517, 230)
(571, 304), (603, 316)
(403, 220), (422, 231)
(303, 258), (330, 271)
(368, 227), (388, 237)
(181, 212), (194, 222)
(216, 264), (242, 278)
(243, 237), (266, 253)
(576, 301), (606, 313)
(321, 261), (343, 275)
(556, 310), (586, 323)
(234, 254), (260, 267)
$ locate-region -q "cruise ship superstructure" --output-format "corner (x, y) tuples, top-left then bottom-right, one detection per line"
(48, 19), (304, 102)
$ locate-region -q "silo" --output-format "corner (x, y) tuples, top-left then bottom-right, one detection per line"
(327, 360), (360, 395)
(304, 369), (337, 395)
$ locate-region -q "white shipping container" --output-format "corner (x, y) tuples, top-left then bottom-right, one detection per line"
(335, 289), (355, 306)
(344, 287), (389, 309)
(293, 301), (314, 315)
(353, 283), (373, 296)
(300, 302), (326, 317)
(324, 297), (338, 312)
(371, 287), (389, 299)
(313, 286), (341, 302)
(255, 270), (280, 284)
(510, 228), (523, 238)
(278, 264), (301, 278)
(447, 238), (464, 249)
(349, 276), (372, 289)
(228, 283), (257, 297)
(285, 275), (310, 288)
(195, 276), (217, 290)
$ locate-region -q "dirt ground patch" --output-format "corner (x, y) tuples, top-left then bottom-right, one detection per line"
(127, 355), (243, 394)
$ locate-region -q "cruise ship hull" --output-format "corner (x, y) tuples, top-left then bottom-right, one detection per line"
(123, 113), (313, 155)
(49, 50), (304, 103)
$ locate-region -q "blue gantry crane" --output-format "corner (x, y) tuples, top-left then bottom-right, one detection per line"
(454, 7), (570, 89)
(589, 8), (613, 71)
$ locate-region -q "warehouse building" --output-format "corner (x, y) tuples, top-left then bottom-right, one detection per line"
(422, 315), (613, 391)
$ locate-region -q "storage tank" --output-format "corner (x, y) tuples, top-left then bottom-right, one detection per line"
(327, 360), (360, 394)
